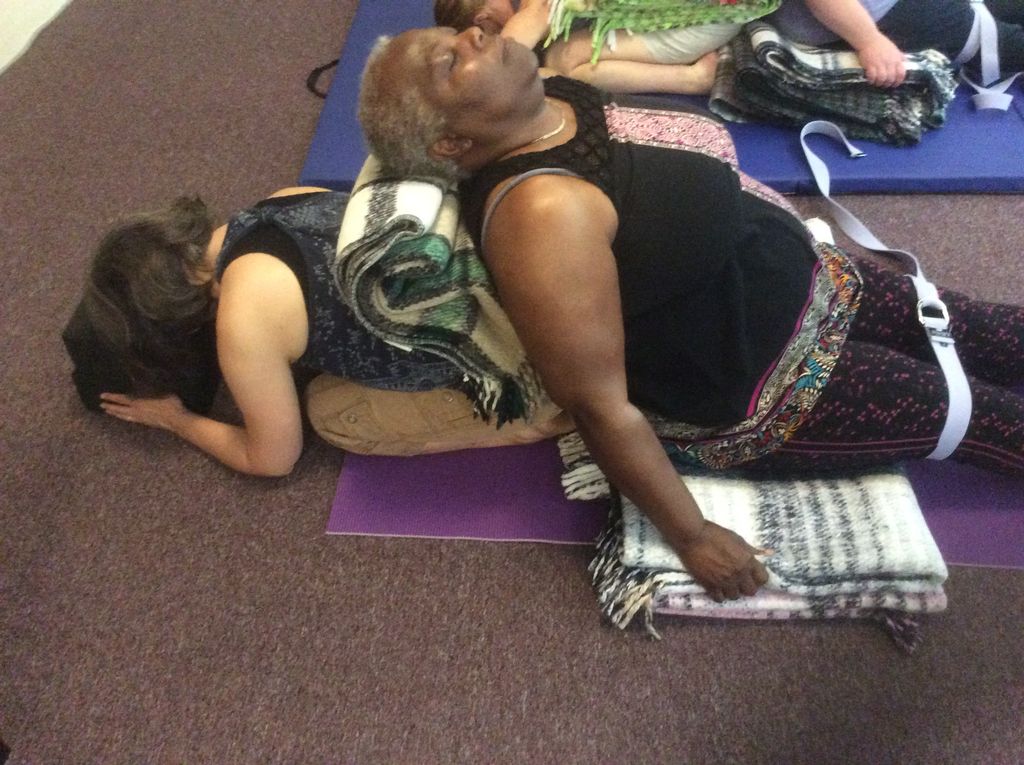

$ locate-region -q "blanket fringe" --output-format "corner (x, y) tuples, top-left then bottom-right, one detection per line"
(874, 611), (923, 654)
(589, 503), (673, 632)
(557, 433), (611, 500)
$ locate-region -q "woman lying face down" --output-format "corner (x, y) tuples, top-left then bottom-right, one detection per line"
(76, 186), (570, 476)
(357, 26), (1024, 601)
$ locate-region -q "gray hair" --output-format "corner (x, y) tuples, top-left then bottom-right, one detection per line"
(357, 35), (464, 181)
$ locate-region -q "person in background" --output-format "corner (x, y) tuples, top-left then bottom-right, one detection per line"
(434, 0), (732, 94)
(767, 0), (1024, 87)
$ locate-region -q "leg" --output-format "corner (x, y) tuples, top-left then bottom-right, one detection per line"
(755, 340), (1024, 475)
(304, 374), (573, 455)
(543, 25), (732, 94)
(850, 256), (1024, 387)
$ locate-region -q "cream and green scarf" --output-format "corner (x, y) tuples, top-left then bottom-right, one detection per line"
(333, 158), (541, 424)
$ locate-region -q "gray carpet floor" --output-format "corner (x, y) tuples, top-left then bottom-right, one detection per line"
(2, 1), (1022, 763)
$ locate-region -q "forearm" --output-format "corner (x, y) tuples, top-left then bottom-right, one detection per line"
(502, 6), (550, 49)
(170, 410), (294, 477)
(573, 403), (705, 545)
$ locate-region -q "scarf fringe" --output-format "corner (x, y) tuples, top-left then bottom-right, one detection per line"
(458, 361), (544, 425)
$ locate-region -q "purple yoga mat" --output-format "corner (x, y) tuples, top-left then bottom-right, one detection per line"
(327, 440), (607, 544)
(905, 460), (1024, 569)
(327, 440), (1024, 568)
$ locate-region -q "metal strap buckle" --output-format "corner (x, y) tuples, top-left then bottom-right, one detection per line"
(917, 300), (954, 344)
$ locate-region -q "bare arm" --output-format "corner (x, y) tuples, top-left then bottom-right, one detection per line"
(543, 26), (719, 94)
(483, 175), (768, 599)
(802, 0), (905, 86)
(500, 0), (551, 50)
(102, 254), (307, 476)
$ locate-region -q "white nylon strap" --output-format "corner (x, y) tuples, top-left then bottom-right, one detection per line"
(954, 0), (1021, 110)
(799, 121), (973, 460)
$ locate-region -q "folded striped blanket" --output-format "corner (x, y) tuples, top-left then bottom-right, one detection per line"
(709, 21), (957, 145)
(334, 157), (541, 424)
(559, 434), (948, 651)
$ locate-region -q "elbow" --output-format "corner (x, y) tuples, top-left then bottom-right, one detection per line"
(562, 397), (639, 437)
(247, 449), (300, 478)
(255, 462), (297, 478)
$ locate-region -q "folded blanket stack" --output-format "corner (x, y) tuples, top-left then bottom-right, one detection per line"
(559, 434), (948, 652)
(710, 22), (957, 145)
(334, 158), (541, 425)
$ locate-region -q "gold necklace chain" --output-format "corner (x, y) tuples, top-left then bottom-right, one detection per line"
(526, 99), (566, 146)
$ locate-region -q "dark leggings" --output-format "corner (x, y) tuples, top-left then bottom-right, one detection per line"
(877, 0), (1024, 74)
(757, 257), (1024, 476)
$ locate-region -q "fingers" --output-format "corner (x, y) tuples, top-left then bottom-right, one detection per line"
(100, 403), (134, 423)
(752, 559), (769, 587)
(99, 392), (138, 423)
(865, 60), (906, 88)
(707, 558), (770, 602)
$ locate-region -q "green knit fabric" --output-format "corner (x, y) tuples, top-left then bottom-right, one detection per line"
(547, 0), (781, 63)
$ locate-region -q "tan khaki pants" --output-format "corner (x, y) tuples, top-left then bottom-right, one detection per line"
(305, 374), (574, 455)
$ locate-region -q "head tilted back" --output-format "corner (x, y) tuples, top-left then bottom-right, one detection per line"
(358, 35), (464, 182)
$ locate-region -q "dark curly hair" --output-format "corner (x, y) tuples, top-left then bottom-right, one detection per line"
(84, 196), (218, 397)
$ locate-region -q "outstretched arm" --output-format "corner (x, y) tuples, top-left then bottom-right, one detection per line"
(802, 0), (906, 86)
(483, 175), (768, 600)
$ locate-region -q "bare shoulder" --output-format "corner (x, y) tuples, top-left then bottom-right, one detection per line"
(267, 186), (332, 199)
(219, 252), (304, 313)
(486, 173), (616, 245)
(217, 253), (308, 357)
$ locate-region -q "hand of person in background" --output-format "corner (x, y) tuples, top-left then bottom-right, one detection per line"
(801, 0), (907, 87)
(854, 31), (907, 87)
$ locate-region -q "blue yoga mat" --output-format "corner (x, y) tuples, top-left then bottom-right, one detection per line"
(300, 1), (1024, 193)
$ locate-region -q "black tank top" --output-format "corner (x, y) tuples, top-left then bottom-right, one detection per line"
(460, 77), (820, 425)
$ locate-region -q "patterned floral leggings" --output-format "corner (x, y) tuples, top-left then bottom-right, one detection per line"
(758, 257), (1024, 475)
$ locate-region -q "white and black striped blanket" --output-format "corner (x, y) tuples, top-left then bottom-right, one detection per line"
(559, 434), (948, 651)
(710, 21), (957, 145)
